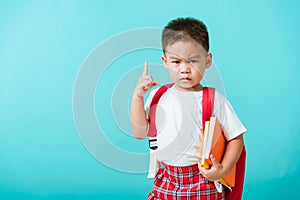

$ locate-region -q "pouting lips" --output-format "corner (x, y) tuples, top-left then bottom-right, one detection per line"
(180, 77), (192, 81)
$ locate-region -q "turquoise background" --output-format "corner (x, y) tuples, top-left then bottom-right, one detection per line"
(1, 0), (299, 199)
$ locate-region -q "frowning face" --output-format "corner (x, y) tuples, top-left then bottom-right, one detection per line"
(162, 40), (212, 92)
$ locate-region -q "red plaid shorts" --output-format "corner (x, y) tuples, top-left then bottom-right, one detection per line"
(147, 162), (225, 200)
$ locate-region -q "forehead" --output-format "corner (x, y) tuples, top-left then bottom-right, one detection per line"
(164, 40), (207, 58)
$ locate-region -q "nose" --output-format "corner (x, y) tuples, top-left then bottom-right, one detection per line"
(180, 63), (191, 74)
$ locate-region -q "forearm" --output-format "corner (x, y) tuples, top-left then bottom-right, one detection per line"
(130, 94), (149, 139)
(221, 134), (244, 176)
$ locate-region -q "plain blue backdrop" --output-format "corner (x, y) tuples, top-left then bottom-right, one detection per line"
(1, 0), (300, 199)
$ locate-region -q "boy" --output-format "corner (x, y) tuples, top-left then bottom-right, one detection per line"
(130, 17), (246, 199)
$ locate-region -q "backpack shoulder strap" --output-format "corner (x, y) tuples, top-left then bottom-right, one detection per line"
(148, 83), (174, 138)
(202, 87), (215, 129)
(147, 84), (174, 151)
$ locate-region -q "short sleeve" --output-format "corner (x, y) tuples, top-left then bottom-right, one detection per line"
(214, 92), (247, 141)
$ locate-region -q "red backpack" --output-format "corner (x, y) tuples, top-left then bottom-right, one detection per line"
(147, 84), (246, 200)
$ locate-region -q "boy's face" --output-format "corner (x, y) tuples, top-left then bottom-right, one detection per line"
(162, 40), (212, 92)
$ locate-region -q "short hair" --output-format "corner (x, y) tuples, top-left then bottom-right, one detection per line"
(162, 17), (209, 53)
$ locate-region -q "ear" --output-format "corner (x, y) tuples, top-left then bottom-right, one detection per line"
(162, 55), (168, 69)
(205, 53), (212, 69)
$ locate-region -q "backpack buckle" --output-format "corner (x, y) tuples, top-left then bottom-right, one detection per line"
(149, 138), (158, 150)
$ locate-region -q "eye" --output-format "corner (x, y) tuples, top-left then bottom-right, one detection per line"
(171, 60), (180, 64)
(189, 60), (199, 64)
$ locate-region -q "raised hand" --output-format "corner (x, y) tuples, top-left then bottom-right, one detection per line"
(134, 62), (160, 98)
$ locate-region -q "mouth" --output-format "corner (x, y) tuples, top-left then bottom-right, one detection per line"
(180, 77), (192, 81)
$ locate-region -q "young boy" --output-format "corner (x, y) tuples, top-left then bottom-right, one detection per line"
(130, 17), (246, 199)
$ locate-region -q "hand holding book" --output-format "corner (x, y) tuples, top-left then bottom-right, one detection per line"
(198, 154), (227, 181)
(196, 116), (236, 188)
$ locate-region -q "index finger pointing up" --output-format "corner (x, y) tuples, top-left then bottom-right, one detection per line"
(142, 61), (148, 76)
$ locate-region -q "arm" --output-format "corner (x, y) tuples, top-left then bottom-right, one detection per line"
(199, 134), (244, 181)
(130, 62), (159, 139)
(130, 94), (149, 139)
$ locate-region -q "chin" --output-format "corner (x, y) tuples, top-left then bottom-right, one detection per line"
(175, 84), (193, 90)
(176, 82), (202, 91)
(176, 82), (195, 88)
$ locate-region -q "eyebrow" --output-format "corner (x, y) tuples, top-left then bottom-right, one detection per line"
(169, 56), (181, 60)
(188, 55), (202, 59)
(168, 55), (201, 60)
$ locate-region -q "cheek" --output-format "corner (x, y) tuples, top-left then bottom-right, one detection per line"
(168, 68), (178, 79)
(167, 66), (177, 73)
(191, 66), (203, 75)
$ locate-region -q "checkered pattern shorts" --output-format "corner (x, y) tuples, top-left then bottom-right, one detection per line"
(147, 162), (225, 200)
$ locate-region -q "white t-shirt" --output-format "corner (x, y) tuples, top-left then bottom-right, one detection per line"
(145, 85), (247, 166)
